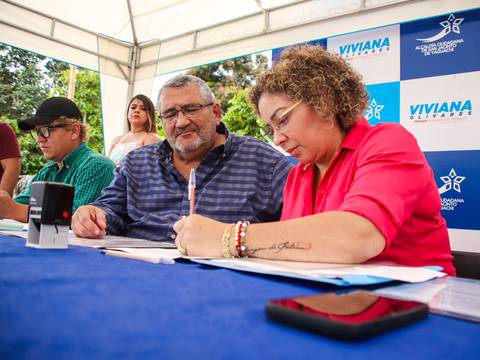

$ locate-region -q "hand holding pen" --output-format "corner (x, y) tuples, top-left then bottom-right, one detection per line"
(177, 169), (196, 255)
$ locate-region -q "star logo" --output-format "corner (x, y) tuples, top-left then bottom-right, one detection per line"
(442, 14), (464, 35)
(417, 14), (464, 43)
(438, 168), (466, 194)
(365, 99), (384, 121)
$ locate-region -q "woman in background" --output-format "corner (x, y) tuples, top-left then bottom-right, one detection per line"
(173, 45), (455, 275)
(108, 94), (160, 167)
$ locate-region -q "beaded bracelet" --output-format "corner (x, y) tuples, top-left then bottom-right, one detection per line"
(221, 223), (235, 258)
(236, 220), (250, 258)
(234, 221), (242, 255)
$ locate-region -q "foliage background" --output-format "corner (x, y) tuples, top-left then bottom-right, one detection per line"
(1, 43), (269, 175)
(0, 43), (104, 175)
(187, 54), (269, 139)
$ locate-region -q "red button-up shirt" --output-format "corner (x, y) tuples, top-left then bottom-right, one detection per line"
(281, 118), (455, 275)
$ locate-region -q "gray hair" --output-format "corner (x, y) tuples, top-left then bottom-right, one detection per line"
(156, 74), (215, 109)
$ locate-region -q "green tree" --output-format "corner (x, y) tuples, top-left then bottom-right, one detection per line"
(1, 44), (50, 174)
(54, 68), (104, 153)
(222, 89), (267, 139)
(44, 60), (69, 90)
(1, 44), (104, 174)
(0, 44), (49, 120)
(187, 53), (268, 117)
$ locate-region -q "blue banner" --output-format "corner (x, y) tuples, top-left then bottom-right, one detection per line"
(272, 38), (327, 63)
(424, 150), (480, 230)
(400, 8), (480, 80)
(365, 82), (400, 125)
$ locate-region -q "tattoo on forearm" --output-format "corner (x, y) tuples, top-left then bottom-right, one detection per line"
(245, 241), (312, 256)
(270, 241), (312, 253)
(245, 246), (267, 256)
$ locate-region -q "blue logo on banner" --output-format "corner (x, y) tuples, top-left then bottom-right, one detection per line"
(408, 99), (473, 123)
(424, 150), (480, 230)
(338, 37), (390, 59)
(272, 39), (327, 63)
(400, 8), (480, 80)
(364, 82), (400, 125)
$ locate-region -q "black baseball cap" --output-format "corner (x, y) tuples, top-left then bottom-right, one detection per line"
(18, 97), (83, 131)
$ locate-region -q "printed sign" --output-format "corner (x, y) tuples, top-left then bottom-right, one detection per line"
(365, 82), (400, 125)
(424, 150), (480, 230)
(328, 24), (400, 84)
(400, 9), (480, 80)
(400, 71), (479, 151)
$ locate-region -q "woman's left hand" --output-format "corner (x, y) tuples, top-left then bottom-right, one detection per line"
(173, 214), (226, 257)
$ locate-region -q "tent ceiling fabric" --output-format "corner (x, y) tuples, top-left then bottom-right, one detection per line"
(2, 0), (476, 78)
(5, 0), (297, 44)
(2, 0), (435, 77)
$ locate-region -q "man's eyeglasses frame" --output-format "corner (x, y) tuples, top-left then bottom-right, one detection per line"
(160, 102), (214, 123)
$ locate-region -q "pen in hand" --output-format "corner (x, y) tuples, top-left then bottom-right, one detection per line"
(188, 168), (196, 215)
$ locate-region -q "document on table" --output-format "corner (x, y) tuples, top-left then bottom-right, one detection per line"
(191, 258), (446, 285)
(69, 234), (176, 249)
(1, 226), (177, 249)
(103, 247), (182, 264)
(373, 276), (480, 322)
(0, 219), (28, 231)
(0, 219), (28, 238)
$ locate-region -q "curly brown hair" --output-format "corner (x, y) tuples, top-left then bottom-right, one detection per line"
(249, 45), (369, 132)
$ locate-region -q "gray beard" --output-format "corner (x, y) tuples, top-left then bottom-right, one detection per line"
(167, 124), (216, 153)
(171, 136), (204, 152)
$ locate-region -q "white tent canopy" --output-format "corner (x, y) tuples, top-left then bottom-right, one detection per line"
(0, 0), (476, 149)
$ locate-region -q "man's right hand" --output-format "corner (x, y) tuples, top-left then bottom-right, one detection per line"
(72, 205), (107, 238)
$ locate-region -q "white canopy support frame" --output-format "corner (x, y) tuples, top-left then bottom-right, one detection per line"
(0, 0), (477, 149)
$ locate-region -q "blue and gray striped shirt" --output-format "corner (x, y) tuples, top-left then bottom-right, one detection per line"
(92, 125), (292, 242)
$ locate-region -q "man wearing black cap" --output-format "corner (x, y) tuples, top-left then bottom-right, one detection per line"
(0, 97), (115, 222)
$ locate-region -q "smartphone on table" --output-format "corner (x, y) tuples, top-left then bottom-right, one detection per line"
(266, 290), (428, 340)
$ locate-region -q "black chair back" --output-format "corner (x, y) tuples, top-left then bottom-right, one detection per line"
(452, 251), (480, 279)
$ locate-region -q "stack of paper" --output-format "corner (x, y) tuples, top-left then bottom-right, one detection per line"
(103, 247), (182, 264)
(0, 219), (28, 237)
(191, 258), (446, 286)
(69, 234), (177, 249)
(374, 276), (480, 322)
(0, 219), (27, 231)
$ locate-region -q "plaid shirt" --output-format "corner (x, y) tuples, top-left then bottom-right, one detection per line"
(92, 125), (292, 242)
(15, 143), (115, 213)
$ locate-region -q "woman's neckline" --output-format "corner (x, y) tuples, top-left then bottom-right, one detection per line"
(130, 129), (146, 134)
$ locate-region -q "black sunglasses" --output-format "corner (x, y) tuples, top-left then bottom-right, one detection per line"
(30, 124), (70, 139)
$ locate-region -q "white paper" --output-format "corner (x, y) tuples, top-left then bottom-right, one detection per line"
(0, 219), (28, 232)
(374, 276), (480, 322)
(191, 258), (446, 283)
(69, 233), (176, 249)
(104, 247), (181, 264)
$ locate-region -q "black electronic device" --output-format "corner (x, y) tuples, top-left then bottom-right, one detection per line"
(266, 291), (428, 340)
(26, 181), (74, 249)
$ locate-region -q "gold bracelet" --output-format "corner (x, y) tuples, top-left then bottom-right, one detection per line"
(221, 224), (235, 258)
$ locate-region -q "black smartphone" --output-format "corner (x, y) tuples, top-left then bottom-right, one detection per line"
(266, 291), (428, 340)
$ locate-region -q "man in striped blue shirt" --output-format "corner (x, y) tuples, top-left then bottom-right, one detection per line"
(72, 75), (292, 242)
